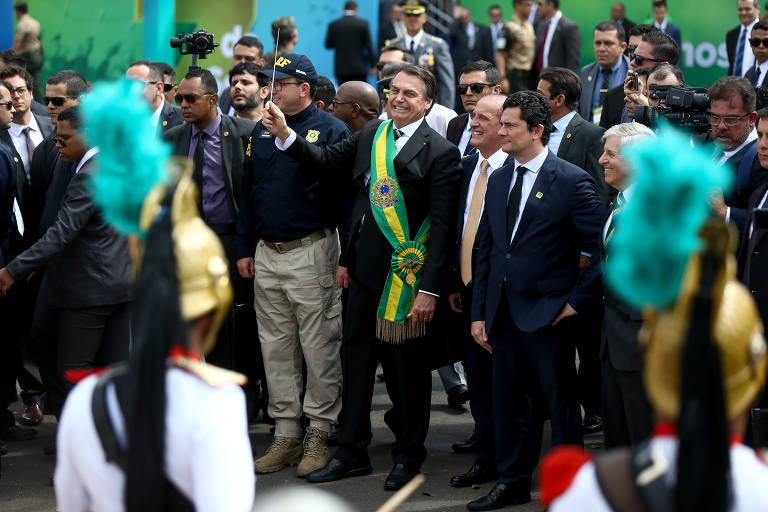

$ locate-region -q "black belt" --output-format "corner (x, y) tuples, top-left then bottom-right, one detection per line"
(264, 228), (332, 254)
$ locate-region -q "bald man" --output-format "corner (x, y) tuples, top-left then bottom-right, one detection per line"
(327, 81), (380, 134)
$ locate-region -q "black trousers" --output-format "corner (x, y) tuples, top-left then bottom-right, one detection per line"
(600, 346), (653, 449)
(29, 276), (67, 418)
(460, 284), (495, 468)
(58, 303), (131, 394)
(335, 279), (432, 469)
(490, 298), (582, 488)
(572, 305), (603, 416)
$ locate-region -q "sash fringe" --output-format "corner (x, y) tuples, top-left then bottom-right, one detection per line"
(376, 317), (426, 344)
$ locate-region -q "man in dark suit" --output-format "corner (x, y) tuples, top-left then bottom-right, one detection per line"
(126, 60), (182, 136)
(651, 0), (681, 49)
(326, 1), (377, 84)
(534, 0), (581, 74)
(261, 64), (462, 490)
(469, 91), (605, 510)
(579, 21), (629, 124)
(448, 94), (510, 489)
(708, 77), (768, 238)
(446, 60), (502, 156)
(219, 36), (265, 117)
(727, 0), (761, 77)
(745, 20), (768, 88)
(449, 6), (496, 97)
(610, 2), (635, 42)
(597, 122), (655, 448)
(0, 106), (133, 400)
(600, 27), (679, 129)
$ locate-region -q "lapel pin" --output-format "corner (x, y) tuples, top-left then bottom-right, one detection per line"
(587, 75), (592, 82)
(535, 192), (543, 199)
(13, 157), (18, 162)
(162, 120), (168, 127)
(223, 131), (229, 137)
(566, 133), (572, 139)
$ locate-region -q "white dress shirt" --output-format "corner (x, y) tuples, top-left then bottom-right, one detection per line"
(462, 148), (507, 238)
(404, 30), (425, 53)
(542, 11), (563, 70)
(754, 59), (768, 87)
(490, 21), (504, 50)
(509, 147), (549, 242)
(377, 103), (457, 138)
(151, 102), (163, 127)
(738, 19), (759, 77)
(547, 111), (576, 156)
(8, 115), (43, 180)
(74, 147), (99, 175)
(603, 185), (634, 243)
(457, 115), (472, 155)
(653, 18), (668, 32)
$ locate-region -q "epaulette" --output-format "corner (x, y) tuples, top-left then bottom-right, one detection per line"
(172, 355), (248, 387)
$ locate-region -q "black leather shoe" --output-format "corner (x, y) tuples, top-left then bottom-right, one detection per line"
(384, 463), (420, 491)
(467, 483), (531, 511)
(447, 384), (470, 409)
(0, 424), (37, 441)
(306, 458), (372, 483)
(582, 412), (604, 434)
(450, 464), (498, 487)
(452, 432), (477, 453)
(20, 402), (44, 427)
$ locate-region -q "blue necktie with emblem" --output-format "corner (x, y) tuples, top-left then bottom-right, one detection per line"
(604, 191), (626, 253)
(735, 27), (747, 77)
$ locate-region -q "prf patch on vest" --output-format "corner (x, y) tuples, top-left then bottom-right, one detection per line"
(245, 136), (252, 156)
(306, 129), (320, 143)
(259, 130), (272, 138)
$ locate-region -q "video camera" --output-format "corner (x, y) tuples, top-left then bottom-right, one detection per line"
(634, 84), (711, 134)
(170, 29), (218, 70)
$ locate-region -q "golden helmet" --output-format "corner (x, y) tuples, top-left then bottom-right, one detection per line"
(139, 158), (232, 355)
(641, 223), (768, 421)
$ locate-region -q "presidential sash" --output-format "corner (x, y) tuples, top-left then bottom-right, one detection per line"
(369, 120), (431, 343)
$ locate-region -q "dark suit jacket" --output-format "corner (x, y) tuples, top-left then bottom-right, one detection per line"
(744, 63), (768, 88)
(0, 144), (15, 267)
(6, 157), (133, 309)
(723, 140), (768, 237)
(536, 15), (581, 73)
(556, 112), (611, 205)
(158, 100), (183, 136)
(579, 56), (631, 122)
(30, 100), (49, 118)
(661, 22), (682, 49)
(727, 25), (741, 76)
(283, 118), (462, 295)
(326, 15), (376, 78)
(449, 21), (496, 77)
(163, 115), (254, 221)
(598, 84), (627, 130)
(616, 18), (635, 42)
(219, 86), (234, 116)
(738, 182), (768, 328)
(471, 150), (605, 332)
(446, 112), (469, 147)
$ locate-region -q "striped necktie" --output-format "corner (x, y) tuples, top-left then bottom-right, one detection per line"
(604, 191), (625, 251)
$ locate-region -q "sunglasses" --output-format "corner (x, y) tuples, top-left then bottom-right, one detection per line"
(163, 82), (176, 92)
(44, 96), (78, 107)
(0, 101), (11, 111)
(174, 92), (213, 105)
(630, 54), (666, 65)
(751, 37), (768, 48)
(457, 82), (493, 95)
(53, 136), (68, 146)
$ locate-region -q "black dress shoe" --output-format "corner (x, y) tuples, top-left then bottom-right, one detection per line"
(452, 432), (477, 453)
(0, 424), (37, 441)
(384, 463), (420, 491)
(447, 384), (470, 409)
(467, 483), (531, 511)
(20, 402), (44, 426)
(450, 464), (498, 487)
(582, 412), (604, 434)
(306, 458), (372, 483)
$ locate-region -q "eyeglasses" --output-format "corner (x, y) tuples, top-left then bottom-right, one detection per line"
(751, 37), (768, 48)
(272, 81), (303, 92)
(174, 92), (213, 105)
(142, 81), (158, 86)
(456, 83), (493, 95)
(44, 96), (78, 107)
(707, 112), (749, 126)
(630, 53), (666, 65)
(331, 98), (356, 107)
(163, 82), (176, 92)
(10, 86), (28, 96)
(0, 101), (12, 111)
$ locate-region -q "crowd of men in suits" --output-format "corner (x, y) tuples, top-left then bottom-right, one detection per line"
(5, 0), (768, 509)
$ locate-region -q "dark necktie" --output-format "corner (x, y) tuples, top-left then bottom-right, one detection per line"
(754, 66), (762, 87)
(463, 143), (477, 157)
(599, 67), (612, 106)
(735, 27), (747, 77)
(393, 128), (403, 140)
(506, 166), (528, 242)
(536, 20), (550, 71)
(410, 40), (415, 54)
(23, 126), (36, 182)
(603, 191), (625, 252)
(193, 131), (205, 214)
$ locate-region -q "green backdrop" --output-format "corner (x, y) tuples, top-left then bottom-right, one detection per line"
(464, 0), (736, 87)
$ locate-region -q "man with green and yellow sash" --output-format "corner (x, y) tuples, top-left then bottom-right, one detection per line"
(262, 63), (462, 491)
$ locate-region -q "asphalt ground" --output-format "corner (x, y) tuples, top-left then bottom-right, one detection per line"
(0, 372), (603, 511)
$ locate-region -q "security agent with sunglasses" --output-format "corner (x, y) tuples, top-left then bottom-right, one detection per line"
(446, 60), (502, 156)
(126, 60), (182, 136)
(235, 53), (350, 478)
(745, 20), (768, 88)
(163, 68), (255, 373)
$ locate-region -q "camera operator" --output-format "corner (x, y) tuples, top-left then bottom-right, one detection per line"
(624, 64), (683, 119)
(708, 76), (768, 235)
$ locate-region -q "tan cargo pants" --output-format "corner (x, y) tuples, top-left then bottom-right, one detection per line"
(253, 228), (343, 438)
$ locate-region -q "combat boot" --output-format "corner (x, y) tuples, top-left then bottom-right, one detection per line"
(296, 427), (330, 478)
(254, 435), (302, 474)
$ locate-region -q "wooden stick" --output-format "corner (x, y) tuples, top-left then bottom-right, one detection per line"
(375, 474), (426, 512)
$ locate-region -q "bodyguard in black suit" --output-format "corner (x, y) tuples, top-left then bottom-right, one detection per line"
(448, 8), (496, 90)
(534, 0), (581, 74)
(597, 122), (655, 448)
(262, 64), (462, 490)
(326, 1), (377, 84)
(446, 60), (503, 155)
(726, 1), (760, 77)
(469, 91), (605, 510)
(610, 2), (635, 43)
(126, 60), (183, 137)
